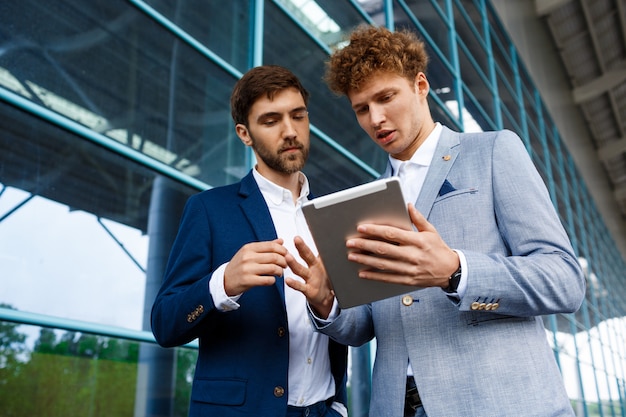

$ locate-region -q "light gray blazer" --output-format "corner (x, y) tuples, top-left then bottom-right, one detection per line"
(315, 126), (585, 417)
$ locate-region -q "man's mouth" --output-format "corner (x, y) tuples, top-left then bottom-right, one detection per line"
(280, 144), (303, 153)
(376, 130), (394, 144)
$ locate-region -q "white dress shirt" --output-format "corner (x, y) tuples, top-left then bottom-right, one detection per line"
(209, 168), (346, 416)
(388, 123), (467, 298)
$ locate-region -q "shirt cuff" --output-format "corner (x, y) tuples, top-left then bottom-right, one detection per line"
(331, 401), (348, 417)
(209, 263), (242, 311)
(307, 297), (339, 325)
(454, 250), (468, 298)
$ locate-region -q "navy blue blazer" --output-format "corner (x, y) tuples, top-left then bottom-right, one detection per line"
(152, 171), (348, 416)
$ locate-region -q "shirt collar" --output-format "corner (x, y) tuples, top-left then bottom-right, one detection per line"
(252, 168), (310, 206)
(389, 122), (442, 175)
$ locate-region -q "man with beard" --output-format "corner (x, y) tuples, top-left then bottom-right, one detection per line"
(151, 65), (348, 417)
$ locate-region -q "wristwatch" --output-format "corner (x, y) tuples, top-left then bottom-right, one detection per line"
(443, 265), (462, 293)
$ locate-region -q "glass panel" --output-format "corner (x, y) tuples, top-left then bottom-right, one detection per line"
(0, 102), (195, 326)
(528, 117), (544, 167)
(501, 104), (522, 135)
(457, 45), (495, 127)
(0, 0), (244, 189)
(492, 33), (515, 89)
(0, 322), (197, 417)
(486, 4), (513, 65)
(305, 134), (377, 196)
(496, 67), (522, 130)
(545, 125), (561, 199)
(290, 0), (370, 47)
(454, 0), (489, 78)
(264, 1), (387, 182)
(462, 90), (493, 132)
(430, 97), (462, 131)
(400, 0), (452, 61)
(144, 0), (252, 73)
(456, 0), (485, 42)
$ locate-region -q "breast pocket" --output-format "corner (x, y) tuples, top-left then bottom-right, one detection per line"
(434, 186), (478, 204)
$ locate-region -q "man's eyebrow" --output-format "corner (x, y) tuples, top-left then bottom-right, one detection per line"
(256, 106), (308, 121)
(256, 111), (281, 121)
(351, 88), (396, 110)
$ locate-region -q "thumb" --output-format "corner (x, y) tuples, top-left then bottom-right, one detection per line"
(408, 204), (436, 233)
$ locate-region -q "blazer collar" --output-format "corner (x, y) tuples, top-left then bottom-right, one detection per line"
(382, 126), (461, 216)
(238, 170), (279, 242)
(237, 170), (284, 301)
(416, 126), (460, 216)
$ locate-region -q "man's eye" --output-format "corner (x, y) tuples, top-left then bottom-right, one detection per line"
(263, 120), (277, 126)
(380, 94), (393, 102)
(355, 106), (368, 115)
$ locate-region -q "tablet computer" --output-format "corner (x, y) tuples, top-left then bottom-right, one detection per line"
(302, 177), (415, 308)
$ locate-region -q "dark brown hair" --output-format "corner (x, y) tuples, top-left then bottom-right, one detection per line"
(230, 65), (310, 126)
(325, 25), (429, 96)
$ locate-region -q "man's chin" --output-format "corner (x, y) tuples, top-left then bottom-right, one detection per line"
(284, 154), (305, 167)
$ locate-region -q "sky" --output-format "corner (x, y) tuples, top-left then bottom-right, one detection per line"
(0, 185), (148, 331)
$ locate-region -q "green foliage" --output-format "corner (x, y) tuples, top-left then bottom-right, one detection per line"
(0, 307), (194, 417)
(174, 348), (197, 416)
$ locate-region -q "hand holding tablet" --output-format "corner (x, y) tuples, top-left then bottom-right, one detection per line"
(302, 177), (416, 308)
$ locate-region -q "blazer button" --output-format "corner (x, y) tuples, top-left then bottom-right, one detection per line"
(491, 302), (500, 310)
(277, 327), (286, 337)
(402, 295), (413, 306)
(471, 302), (480, 310)
(274, 386), (285, 397)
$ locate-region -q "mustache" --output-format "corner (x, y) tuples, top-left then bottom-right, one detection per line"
(278, 140), (304, 153)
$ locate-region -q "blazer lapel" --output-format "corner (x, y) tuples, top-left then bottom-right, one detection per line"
(238, 171), (286, 301)
(380, 126), (461, 219)
(415, 126), (461, 218)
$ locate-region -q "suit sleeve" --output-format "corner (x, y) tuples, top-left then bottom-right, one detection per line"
(310, 303), (376, 347)
(151, 194), (218, 347)
(458, 130), (585, 316)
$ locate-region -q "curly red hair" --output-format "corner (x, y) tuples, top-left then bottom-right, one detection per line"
(325, 25), (429, 96)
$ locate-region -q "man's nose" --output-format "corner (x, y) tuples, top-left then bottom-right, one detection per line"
(369, 104), (386, 127)
(282, 118), (297, 138)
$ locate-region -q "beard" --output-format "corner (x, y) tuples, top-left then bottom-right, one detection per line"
(251, 136), (309, 174)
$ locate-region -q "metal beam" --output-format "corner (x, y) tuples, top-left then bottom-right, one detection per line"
(598, 136), (626, 162)
(535, 0), (572, 16)
(613, 183), (626, 201)
(572, 67), (626, 103)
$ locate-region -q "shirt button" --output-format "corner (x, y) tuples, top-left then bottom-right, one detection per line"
(274, 386), (285, 397)
(402, 295), (413, 306)
(277, 327), (286, 337)
(307, 357), (312, 364)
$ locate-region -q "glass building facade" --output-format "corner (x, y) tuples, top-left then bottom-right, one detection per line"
(0, 1), (625, 416)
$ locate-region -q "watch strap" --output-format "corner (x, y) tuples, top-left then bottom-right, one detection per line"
(443, 265), (462, 293)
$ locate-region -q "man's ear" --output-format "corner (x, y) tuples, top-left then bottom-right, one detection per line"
(235, 124), (253, 146)
(414, 72), (430, 97)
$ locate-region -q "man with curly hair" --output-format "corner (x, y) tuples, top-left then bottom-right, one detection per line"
(285, 25), (584, 417)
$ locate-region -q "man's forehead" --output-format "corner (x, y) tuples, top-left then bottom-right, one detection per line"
(348, 73), (412, 102)
(250, 88), (306, 114)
